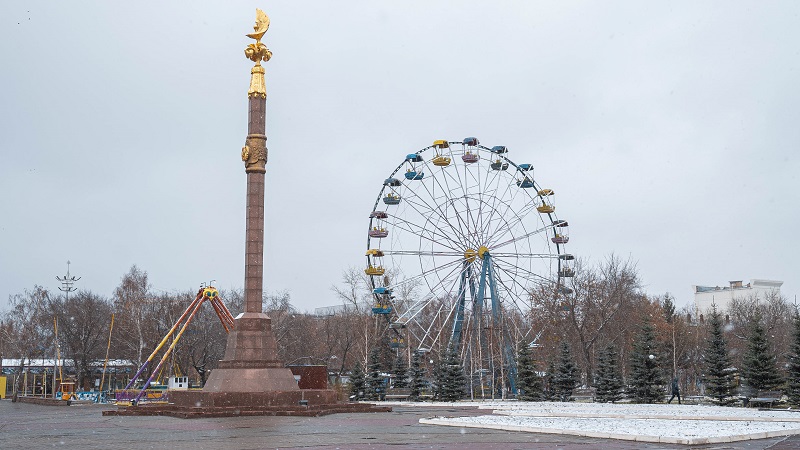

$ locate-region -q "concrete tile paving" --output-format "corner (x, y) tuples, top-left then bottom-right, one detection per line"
(1, 400), (798, 449)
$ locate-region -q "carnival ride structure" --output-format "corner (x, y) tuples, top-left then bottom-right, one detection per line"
(365, 137), (574, 397)
(121, 285), (235, 405)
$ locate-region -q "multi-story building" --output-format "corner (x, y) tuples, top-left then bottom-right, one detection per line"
(693, 279), (783, 315)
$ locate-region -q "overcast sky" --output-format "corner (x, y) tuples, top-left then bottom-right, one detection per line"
(1, 1), (798, 313)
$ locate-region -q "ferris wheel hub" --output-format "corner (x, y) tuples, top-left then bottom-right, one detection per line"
(464, 245), (490, 262)
(464, 248), (477, 262)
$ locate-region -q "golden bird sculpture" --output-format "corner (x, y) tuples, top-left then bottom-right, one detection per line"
(246, 9), (270, 42)
(244, 8), (272, 64)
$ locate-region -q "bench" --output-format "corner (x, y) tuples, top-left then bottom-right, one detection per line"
(384, 388), (412, 401)
(747, 391), (782, 408)
(572, 387), (596, 403)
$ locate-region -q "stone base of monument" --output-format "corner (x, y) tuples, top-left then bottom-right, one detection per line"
(104, 314), (391, 418)
(103, 390), (391, 418)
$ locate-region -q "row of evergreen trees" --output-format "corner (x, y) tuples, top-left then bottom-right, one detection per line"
(350, 345), (465, 401)
(350, 308), (800, 405)
(515, 321), (661, 403)
(521, 307), (800, 405)
(703, 306), (794, 404)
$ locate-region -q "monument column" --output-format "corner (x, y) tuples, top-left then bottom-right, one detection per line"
(203, 9), (299, 393)
(243, 57), (269, 313)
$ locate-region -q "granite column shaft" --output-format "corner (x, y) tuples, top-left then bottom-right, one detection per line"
(245, 96), (266, 314)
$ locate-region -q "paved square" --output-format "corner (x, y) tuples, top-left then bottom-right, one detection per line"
(3, 400), (800, 449)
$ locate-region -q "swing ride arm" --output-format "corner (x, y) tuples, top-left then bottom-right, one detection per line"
(132, 296), (206, 404)
(123, 289), (204, 390)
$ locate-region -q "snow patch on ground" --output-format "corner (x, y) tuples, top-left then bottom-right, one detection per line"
(402, 401), (800, 444)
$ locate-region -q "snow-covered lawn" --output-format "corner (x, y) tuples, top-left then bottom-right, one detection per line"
(386, 401), (800, 445)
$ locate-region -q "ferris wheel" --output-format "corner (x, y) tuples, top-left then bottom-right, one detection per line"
(365, 137), (573, 395)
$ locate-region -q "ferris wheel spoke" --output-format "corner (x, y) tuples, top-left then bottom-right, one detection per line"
(484, 176), (529, 241)
(476, 193), (535, 252)
(460, 196), (480, 249)
(487, 271), (536, 319)
(445, 146), (472, 204)
(479, 178), (527, 245)
(490, 224), (553, 251)
(477, 165), (504, 238)
(415, 265), (469, 350)
(492, 258), (559, 287)
(477, 156), (516, 240)
(401, 190), (470, 249)
(384, 250), (465, 257)
(491, 252), (559, 259)
(418, 301), (450, 350)
(435, 155), (475, 244)
(490, 266), (534, 313)
(394, 259), (467, 325)
(396, 299), (440, 347)
(416, 171), (477, 249)
(388, 215), (464, 253)
(388, 257), (464, 291)
(439, 163), (488, 248)
(480, 201), (518, 248)
(462, 165), (486, 241)
(425, 297), (462, 351)
(431, 160), (474, 248)
(486, 201), (540, 248)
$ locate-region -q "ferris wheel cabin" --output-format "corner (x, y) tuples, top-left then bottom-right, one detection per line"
(461, 137), (480, 163)
(491, 159), (509, 170)
(383, 193), (401, 205)
(372, 287), (394, 314)
(517, 177), (535, 188)
(552, 220), (570, 244)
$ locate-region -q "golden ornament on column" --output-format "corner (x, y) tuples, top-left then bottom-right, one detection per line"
(242, 8), (271, 174)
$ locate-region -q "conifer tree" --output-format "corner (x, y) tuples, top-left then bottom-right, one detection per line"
(516, 341), (543, 401)
(365, 347), (384, 400)
(742, 311), (783, 391)
(408, 350), (427, 401)
(595, 344), (624, 403)
(788, 313), (800, 406)
(703, 305), (736, 404)
(554, 341), (577, 402)
(543, 359), (557, 401)
(432, 355), (445, 400)
(392, 353), (408, 389)
(629, 318), (665, 403)
(662, 294), (676, 323)
(438, 344), (467, 401)
(349, 361), (366, 400)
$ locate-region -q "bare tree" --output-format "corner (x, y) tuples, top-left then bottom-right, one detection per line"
(531, 255), (644, 386)
(112, 265), (154, 368)
(0, 286), (53, 395)
(50, 291), (113, 390)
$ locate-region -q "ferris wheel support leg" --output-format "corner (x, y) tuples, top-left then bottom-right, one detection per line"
(475, 258), (491, 394)
(485, 254), (517, 396)
(450, 261), (470, 351)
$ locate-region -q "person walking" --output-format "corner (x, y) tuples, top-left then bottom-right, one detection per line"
(668, 377), (681, 404)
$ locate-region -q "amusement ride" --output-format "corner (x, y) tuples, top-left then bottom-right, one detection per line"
(365, 137), (574, 397)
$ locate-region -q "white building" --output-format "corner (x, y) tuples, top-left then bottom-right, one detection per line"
(693, 279), (783, 315)
(313, 304), (349, 316)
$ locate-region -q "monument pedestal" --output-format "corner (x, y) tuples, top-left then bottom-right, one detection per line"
(203, 313), (299, 392)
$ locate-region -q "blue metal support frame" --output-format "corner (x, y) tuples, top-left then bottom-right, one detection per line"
(480, 253), (518, 396)
(450, 261), (469, 351)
